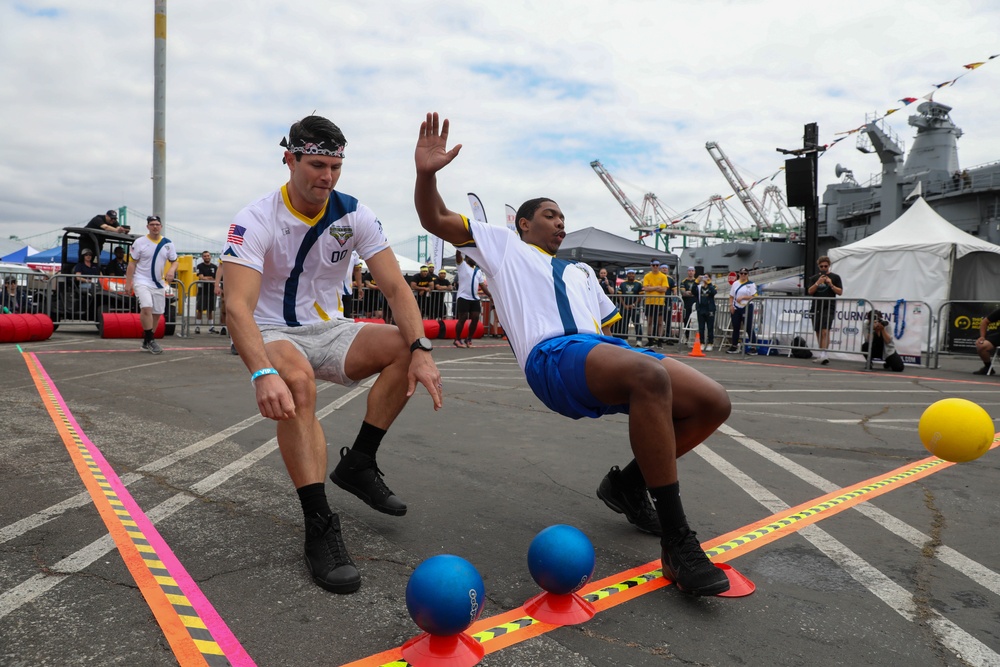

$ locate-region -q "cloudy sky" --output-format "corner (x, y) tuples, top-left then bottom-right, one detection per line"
(2, 1), (998, 256)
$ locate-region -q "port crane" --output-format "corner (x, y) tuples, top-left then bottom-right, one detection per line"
(589, 161), (712, 245)
(705, 141), (800, 232)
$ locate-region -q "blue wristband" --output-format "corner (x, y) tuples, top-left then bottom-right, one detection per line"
(250, 367), (279, 385)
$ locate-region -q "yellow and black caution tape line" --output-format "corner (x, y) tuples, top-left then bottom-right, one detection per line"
(349, 451), (976, 667)
(25, 352), (252, 667)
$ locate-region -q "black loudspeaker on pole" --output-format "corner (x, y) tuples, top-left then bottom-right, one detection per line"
(782, 123), (819, 278)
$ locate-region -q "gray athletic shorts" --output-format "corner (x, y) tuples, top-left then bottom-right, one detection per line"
(259, 319), (367, 386)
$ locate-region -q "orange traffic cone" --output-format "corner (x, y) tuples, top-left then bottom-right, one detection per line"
(689, 333), (706, 357)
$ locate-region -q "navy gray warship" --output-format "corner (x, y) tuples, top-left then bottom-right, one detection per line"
(680, 101), (1000, 279)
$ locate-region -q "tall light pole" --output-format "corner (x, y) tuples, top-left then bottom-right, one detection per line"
(152, 0), (167, 226)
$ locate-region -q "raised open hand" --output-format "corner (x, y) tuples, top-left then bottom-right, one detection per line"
(415, 112), (462, 175)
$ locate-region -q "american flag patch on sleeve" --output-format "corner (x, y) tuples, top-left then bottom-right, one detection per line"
(227, 224), (246, 246)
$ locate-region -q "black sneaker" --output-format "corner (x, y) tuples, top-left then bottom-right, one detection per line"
(596, 466), (661, 536)
(304, 513), (361, 594)
(973, 365), (995, 376)
(219, 326), (228, 336)
(230, 343), (239, 356)
(661, 527), (730, 596)
(330, 447), (407, 516)
(726, 347), (741, 354)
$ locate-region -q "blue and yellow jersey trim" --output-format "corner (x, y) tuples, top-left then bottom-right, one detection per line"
(281, 184), (327, 226)
(455, 214), (477, 248)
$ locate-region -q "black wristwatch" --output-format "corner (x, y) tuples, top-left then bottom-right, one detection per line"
(409, 337), (433, 353)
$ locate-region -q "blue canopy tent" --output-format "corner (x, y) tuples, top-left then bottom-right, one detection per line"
(26, 243), (112, 265)
(1, 245), (40, 264)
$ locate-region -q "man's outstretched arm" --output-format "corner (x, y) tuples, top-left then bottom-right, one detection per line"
(414, 112), (473, 246)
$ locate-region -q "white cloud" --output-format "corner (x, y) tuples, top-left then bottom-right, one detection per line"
(2, 0), (998, 254)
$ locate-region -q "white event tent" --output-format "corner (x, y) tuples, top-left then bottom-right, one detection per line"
(829, 197), (1000, 308)
(829, 197), (1000, 352)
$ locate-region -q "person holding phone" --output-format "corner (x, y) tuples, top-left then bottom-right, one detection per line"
(806, 256), (843, 365)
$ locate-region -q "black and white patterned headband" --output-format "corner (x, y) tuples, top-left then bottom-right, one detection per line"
(279, 136), (346, 160)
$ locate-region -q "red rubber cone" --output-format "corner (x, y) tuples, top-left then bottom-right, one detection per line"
(400, 631), (484, 667)
(715, 564), (756, 597)
(524, 590), (596, 625)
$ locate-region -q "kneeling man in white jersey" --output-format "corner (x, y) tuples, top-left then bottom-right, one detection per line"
(223, 115), (443, 595)
(414, 113), (732, 596)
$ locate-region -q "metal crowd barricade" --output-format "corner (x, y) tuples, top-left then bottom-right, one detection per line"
(607, 294), (684, 346)
(932, 300), (1000, 369)
(1, 269), (50, 317)
(5, 271), (180, 335)
(179, 278), (224, 337)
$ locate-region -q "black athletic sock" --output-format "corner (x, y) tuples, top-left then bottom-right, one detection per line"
(619, 459), (646, 489)
(143, 329), (154, 344)
(648, 482), (687, 538)
(296, 483), (332, 519)
(351, 421), (387, 459)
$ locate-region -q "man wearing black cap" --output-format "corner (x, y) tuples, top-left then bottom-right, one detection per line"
(86, 209), (130, 234)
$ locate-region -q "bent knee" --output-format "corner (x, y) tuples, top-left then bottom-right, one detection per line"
(282, 367), (316, 398)
(632, 358), (672, 394)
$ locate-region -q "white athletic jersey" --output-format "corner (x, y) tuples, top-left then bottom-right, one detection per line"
(455, 260), (486, 300)
(458, 218), (620, 370)
(129, 235), (178, 289)
(221, 185), (389, 327)
(731, 280), (757, 309)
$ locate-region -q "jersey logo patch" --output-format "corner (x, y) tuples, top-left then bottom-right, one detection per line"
(329, 226), (354, 247)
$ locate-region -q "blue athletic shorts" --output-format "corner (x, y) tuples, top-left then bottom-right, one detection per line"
(524, 334), (665, 420)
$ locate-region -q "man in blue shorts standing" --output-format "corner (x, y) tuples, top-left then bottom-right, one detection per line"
(413, 113), (733, 596)
(224, 115), (444, 595)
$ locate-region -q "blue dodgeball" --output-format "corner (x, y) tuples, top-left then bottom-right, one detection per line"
(405, 554), (486, 636)
(527, 525), (595, 595)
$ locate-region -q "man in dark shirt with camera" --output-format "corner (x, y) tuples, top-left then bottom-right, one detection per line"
(806, 255), (843, 365)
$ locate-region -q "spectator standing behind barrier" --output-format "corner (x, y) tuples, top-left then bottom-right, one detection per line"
(341, 252), (361, 319)
(679, 267), (698, 343)
(806, 255), (843, 365)
(104, 247), (128, 276)
(409, 265), (435, 318)
(726, 268), (757, 354)
(973, 307), (1000, 375)
(194, 251), (218, 334)
(433, 269), (452, 320)
(213, 258), (236, 354)
(695, 275), (717, 351)
(1, 276), (32, 313)
(862, 310), (904, 372)
(597, 268), (615, 296)
(124, 215), (177, 355)
(453, 250), (491, 348)
(642, 259), (672, 347)
(614, 269), (643, 342)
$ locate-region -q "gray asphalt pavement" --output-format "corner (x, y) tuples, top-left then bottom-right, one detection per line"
(1, 331), (998, 667)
